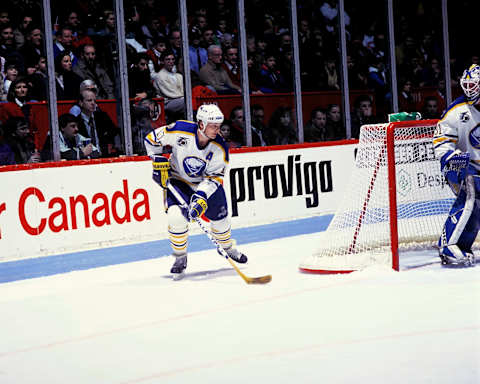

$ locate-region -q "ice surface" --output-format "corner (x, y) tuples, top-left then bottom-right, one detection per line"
(0, 233), (478, 384)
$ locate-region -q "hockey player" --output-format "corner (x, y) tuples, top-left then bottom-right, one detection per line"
(433, 64), (480, 266)
(144, 104), (247, 278)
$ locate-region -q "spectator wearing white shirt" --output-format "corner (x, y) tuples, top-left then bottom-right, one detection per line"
(152, 51), (185, 122)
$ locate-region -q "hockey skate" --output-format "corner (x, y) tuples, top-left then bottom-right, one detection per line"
(170, 254), (187, 280)
(225, 247), (248, 264)
(439, 246), (475, 267)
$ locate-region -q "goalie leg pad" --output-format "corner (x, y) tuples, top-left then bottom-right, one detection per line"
(439, 176), (480, 265)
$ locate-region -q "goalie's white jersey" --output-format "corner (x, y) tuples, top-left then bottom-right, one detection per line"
(433, 95), (480, 170)
(144, 120), (229, 197)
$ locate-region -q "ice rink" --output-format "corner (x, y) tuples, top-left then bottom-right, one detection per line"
(0, 232), (479, 384)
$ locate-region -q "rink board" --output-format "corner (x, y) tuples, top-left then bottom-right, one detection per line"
(0, 142), (356, 261)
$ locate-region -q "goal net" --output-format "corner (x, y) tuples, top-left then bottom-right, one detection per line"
(300, 120), (453, 273)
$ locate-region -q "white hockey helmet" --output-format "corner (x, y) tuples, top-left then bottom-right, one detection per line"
(460, 64), (480, 103)
(196, 104), (224, 127)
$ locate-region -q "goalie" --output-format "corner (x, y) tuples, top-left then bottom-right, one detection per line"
(433, 64), (480, 266)
(144, 104), (247, 278)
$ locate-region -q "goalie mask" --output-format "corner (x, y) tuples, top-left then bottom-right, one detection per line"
(196, 104), (224, 128)
(461, 64), (480, 103)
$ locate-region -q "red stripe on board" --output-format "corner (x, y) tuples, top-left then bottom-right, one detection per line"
(0, 140), (358, 173)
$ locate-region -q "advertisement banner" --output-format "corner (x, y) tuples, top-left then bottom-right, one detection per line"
(0, 143), (356, 260)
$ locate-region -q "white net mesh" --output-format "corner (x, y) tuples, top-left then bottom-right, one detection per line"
(300, 121), (453, 272)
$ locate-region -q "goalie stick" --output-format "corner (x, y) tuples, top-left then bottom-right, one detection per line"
(166, 181), (272, 284)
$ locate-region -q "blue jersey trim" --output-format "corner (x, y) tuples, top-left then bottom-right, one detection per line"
(440, 95), (468, 119)
(166, 120), (197, 134)
(213, 135), (230, 162)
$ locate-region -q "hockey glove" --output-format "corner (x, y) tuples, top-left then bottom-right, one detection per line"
(152, 155), (171, 189)
(441, 150), (472, 184)
(189, 191), (208, 220)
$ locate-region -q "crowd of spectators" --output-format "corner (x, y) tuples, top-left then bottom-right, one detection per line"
(0, 0), (477, 164)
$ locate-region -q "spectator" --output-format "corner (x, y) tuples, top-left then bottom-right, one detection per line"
(13, 14), (33, 49)
(367, 58), (390, 111)
(140, 14), (166, 50)
(351, 95), (376, 139)
(73, 44), (114, 99)
(54, 51), (83, 100)
(325, 103), (344, 140)
(398, 79), (415, 112)
(320, 56), (340, 90)
(395, 35), (420, 68)
(20, 25), (44, 71)
(251, 104), (268, 146)
(169, 29), (182, 58)
(76, 89), (119, 157)
(95, 10), (116, 39)
(63, 10), (80, 39)
(53, 26), (78, 66)
(219, 119), (241, 149)
(277, 32), (292, 54)
(219, 32), (233, 51)
(199, 45), (241, 94)
(422, 96), (441, 120)
(152, 51), (185, 122)
(128, 52), (156, 99)
(347, 55), (367, 90)
(69, 79), (99, 116)
(304, 107), (330, 142)
(268, 106), (297, 145)
(28, 55), (48, 101)
(0, 77), (38, 131)
(0, 9), (10, 26)
(401, 56), (425, 87)
(0, 24), (23, 72)
(146, 36), (168, 74)
(191, 15), (208, 36)
(44, 113), (99, 160)
(258, 53), (288, 93)
(229, 106), (245, 145)
(421, 57), (443, 87)
(201, 28), (217, 49)
(222, 46), (240, 87)
(189, 29), (207, 75)
(215, 18), (228, 42)
(278, 49), (294, 91)
(2, 60), (18, 95)
(1, 116), (40, 164)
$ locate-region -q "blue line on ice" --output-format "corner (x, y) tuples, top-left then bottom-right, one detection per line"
(0, 215), (333, 283)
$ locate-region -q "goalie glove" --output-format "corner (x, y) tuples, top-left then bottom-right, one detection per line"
(441, 150), (473, 184)
(152, 155), (170, 189)
(189, 191), (208, 220)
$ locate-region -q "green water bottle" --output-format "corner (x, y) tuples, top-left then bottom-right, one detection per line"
(388, 112), (422, 122)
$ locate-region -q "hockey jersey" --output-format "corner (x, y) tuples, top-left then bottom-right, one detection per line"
(433, 95), (480, 171)
(144, 120), (229, 197)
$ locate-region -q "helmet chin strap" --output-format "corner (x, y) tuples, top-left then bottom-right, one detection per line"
(198, 121), (210, 140)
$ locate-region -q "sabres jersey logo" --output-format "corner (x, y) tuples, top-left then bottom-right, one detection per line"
(460, 112), (470, 122)
(469, 124), (480, 149)
(183, 157), (206, 177)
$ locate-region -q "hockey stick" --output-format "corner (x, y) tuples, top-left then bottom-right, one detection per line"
(166, 181), (272, 284)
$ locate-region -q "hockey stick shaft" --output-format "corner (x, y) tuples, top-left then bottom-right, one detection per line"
(166, 181), (271, 284)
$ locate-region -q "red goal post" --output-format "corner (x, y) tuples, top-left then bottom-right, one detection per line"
(299, 119), (453, 274)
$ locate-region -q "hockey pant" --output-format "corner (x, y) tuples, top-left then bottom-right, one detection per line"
(166, 179), (234, 255)
(439, 176), (480, 261)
